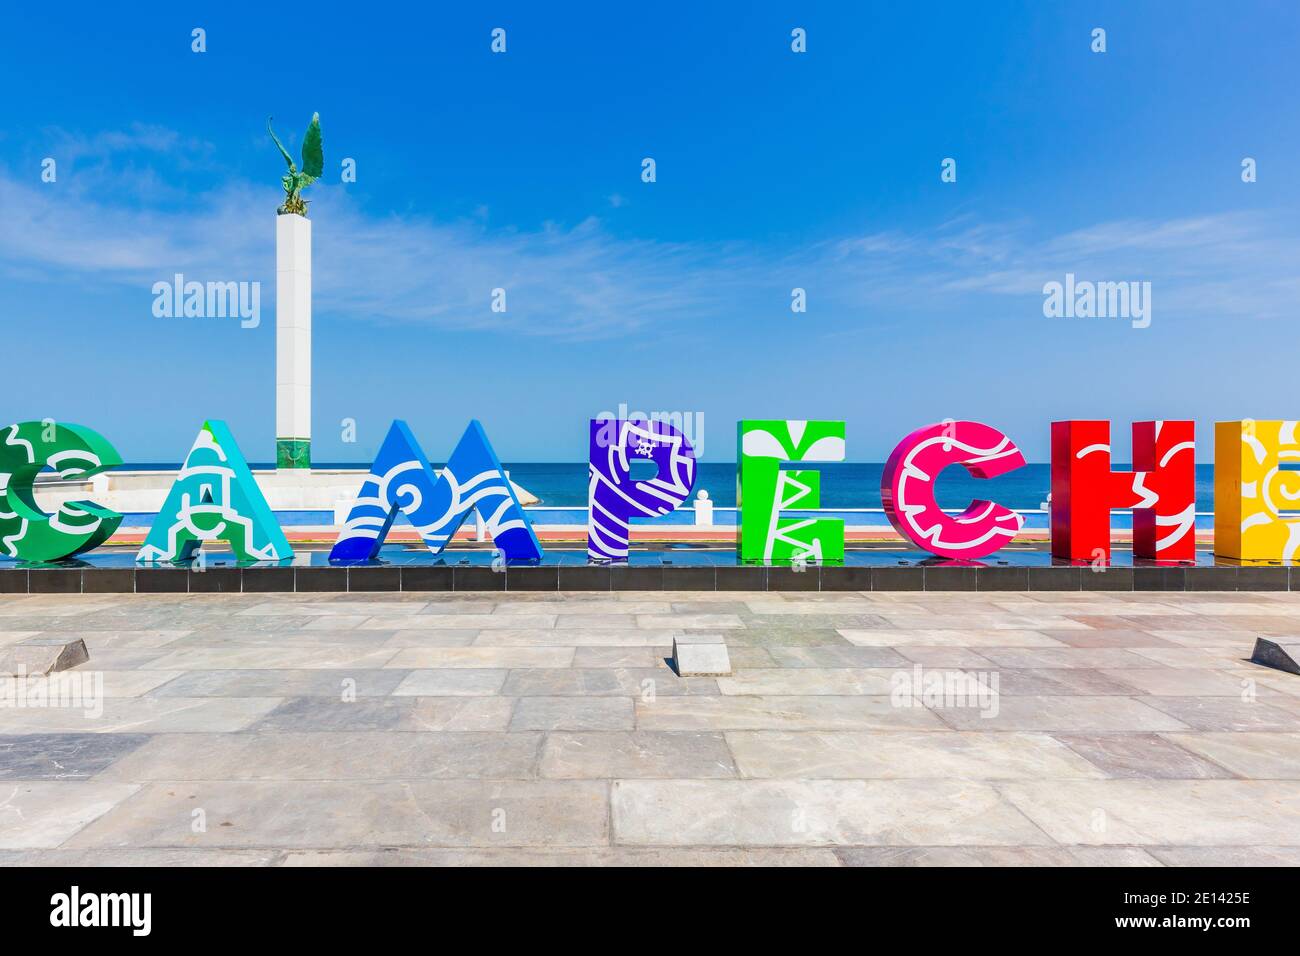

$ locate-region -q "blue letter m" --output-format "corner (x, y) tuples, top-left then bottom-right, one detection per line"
(330, 420), (543, 564)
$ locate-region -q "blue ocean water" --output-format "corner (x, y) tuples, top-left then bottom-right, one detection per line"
(496, 463), (1219, 510)
(172, 463), (1206, 512)
(143, 461), (1214, 511)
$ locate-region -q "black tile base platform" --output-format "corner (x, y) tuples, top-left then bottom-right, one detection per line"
(4, 561), (1300, 594)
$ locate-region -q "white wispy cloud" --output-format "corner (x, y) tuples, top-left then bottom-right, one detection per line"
(0, 165), (743, 340)
(814, 213), (1300, 321)
(2, 125), (1298, 339)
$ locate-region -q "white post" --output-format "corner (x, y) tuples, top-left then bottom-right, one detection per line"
(694, 489), (713, 526)
(333, 497), (355, 527)
(276, 213), (312, 469)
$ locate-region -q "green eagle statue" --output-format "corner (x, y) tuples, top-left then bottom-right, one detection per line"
(268, 112), (323, 216)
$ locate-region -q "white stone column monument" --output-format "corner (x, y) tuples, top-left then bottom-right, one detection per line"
(276, 213), (311, 469)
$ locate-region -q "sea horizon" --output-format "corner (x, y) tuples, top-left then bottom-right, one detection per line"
(111, 462), (1222, 511)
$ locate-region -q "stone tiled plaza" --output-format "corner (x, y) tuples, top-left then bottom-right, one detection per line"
(1, 589), (1298, 866)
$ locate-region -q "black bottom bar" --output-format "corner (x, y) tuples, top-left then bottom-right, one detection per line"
(0, 865), (1285, 942)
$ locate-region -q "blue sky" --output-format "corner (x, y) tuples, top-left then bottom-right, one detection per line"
(2, 1), (1298, 463)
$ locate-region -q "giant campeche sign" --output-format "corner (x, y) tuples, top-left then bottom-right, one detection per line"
(1, 416), (1293, 567)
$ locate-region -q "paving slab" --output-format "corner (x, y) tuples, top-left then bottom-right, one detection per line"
(472, 629), (683, 647)
(390, 670), (508, 697)
(401, 698), (516, 731)
(277, 847), (840, 866)
(1102, 668), (1261, 697)
(146, 646), (399, 670)
(834, 846), (1162, 867)
(1052, 733), (1233, 780)
(510, 697), (634, 731)
(726, 731), (1106, 780)
(978, 668), (1137, 696)
(1146, 846), (1300, 866)
(97, 731), (542, 781)
(149, 668), (410, 698)
(376, 631), (480, 648)
(716, 668), (894, 696)
(0, 696), (282, 733)
(3, 847), (280, 866)
(636, 695), (948, 731)
(249, 697), (421, 733)
(541, 731), (736, 779)
(65, 780), (609, 848)
(571, 647), (668, 669)
(1136, 696), (1300, 732)
(364, 614), (557, 630)
(768, 646), (911, 668)
(934, 696), (1193, 732)
(839, 629), (1062, 648)
(384, 647), (575, 669)
(0, 734), (152, 780)
(502, 667), (715, 697)
(611, 779), (1054, 847)
(1164, 732), (1300, 779)
(999, 779), (1300, 845)
(0, 781), (141, 849)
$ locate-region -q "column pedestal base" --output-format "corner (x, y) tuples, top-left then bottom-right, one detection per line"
(276, 438), (311, 470)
